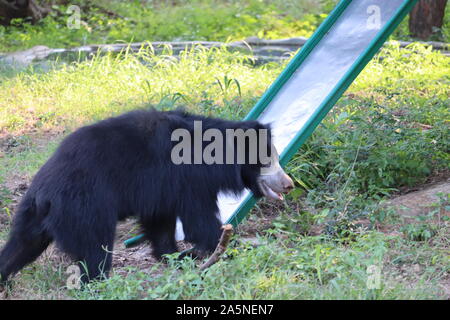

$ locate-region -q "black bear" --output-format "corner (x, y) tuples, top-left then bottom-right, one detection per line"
(0, 109), (293, 284)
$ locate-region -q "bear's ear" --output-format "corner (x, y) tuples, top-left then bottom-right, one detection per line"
(255, 122), (272, 147)
(259, 122), (272, 135)
(243, 121), (273, 161)
(255, 121), (271, 133)
(242, 120), (271, 132)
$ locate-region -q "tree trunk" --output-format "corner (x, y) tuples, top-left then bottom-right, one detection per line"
(0, 0), (50, 25)
(409, 0), (448, 40)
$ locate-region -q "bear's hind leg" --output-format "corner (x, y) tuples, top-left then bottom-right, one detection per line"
(54, 217), (116, 284)
(58, 233), (115, 284)
(76, 246), (113, 284)
(57, 232), (114, 284)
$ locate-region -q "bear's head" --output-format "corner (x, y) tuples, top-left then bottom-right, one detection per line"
(239, 122), (294, 201)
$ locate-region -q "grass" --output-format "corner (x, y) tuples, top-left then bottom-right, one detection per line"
(1, 0), (448, 53)
(3, 226), (448, 299)
(68, 230), (450, 299)
(0, 0), (330, 53)
(0, 46), (274, 132)
(0, 42), (449, 299)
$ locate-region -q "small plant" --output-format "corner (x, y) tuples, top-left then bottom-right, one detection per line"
(400, 193), (449, 242)
(0, 187), (13, 221)
(400, 210), (441, 242)
(401, 222), (437, 242)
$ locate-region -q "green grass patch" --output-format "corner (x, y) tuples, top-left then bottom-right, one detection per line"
(0, 0), (330, 52)
(0, 46), (277, 131)
(1, 0), (449, 54)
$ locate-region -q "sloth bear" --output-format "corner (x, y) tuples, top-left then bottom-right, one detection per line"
(0, 109), (293, 284)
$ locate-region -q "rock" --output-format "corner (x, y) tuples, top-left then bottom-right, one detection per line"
(240, 237), (262, 247)
(386, 180), (450, 218)
(1, 45), (53, 67)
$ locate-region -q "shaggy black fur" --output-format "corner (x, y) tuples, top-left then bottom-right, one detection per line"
(0, 109), (271, 283)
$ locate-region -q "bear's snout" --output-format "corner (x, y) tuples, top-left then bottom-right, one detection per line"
(258, 165), (294, 201)
(280, 173), (294, 193)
